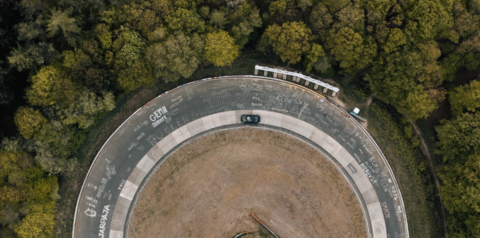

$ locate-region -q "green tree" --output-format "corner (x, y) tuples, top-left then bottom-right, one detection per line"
(387, 4), (405, 28)
(95, 24), (112, 49)
(366, 50), (437, 119)
(439, 53), (461, 82)
(309, 3), (333, 35)
(227, 1), (262, 46)
(8, 43), (60, 72)
(297, 0), (312, 12)
(116, 61), (156, 92)
(269, 0), (287, 23)
(327, 27), (362, 70)
(14, 107), (47, 140)
(383, 28), (407, 53)
(150, 0), (174, 17)
(205, 31), (239, 67)
(16, 0), (49, 19)
(147, 27), (168, 42)
(47, 9), (81, 46)
(32, 122), (83, 174)
(62, 41), (109, 91)
(55, 91), (115, 129)
(439, 153), (480, 214)
(226, 0), (245, 8)
(464, 215), (480, 237)
(146, 32), (204, 82)
(166, 8), (205, 33)
(0, 150), (58, 237)
(333, 2), (364, 31)
(373, 20), (390, 44)
(25, 65), (80, 107)
(199, 6), (209, 19)
(457, 33), (480, 70)
(436, 112), (480, 237)
(116, 2), (161, 37)
(109, 27), (156, 91)
(263, 21), (313, 64)
(304, 43), (329, 73)
(14, 201), (56, 238)
(470, 0), (480, 13)
(405, 0), (454, 41)
(453, 2), (478, 39)
(0, 151), (33, 191)
(173, 0), (199, 9)
(326, 27), (377, 73)
(323, 0), (350, 12)
(449, 80), (480, 115)
(210, 10), (226, 28)
(16, 20), (44, 42)
(436, 112), (480, 164)
(416, 41), (446, 103)
(112, 27), (146, 70)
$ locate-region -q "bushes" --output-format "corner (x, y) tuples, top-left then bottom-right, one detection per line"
(435, 112), (480, 237)
(371, 104), (426, 189)
(0, 150), (58, 238)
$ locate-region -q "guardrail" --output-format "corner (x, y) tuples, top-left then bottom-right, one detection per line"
(254, 65), (340, 96)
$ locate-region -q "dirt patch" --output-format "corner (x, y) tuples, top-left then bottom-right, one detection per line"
(329, 95), (347, 108)
(128, 128), (366, 238)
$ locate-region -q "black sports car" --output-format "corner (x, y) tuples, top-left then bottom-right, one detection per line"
(241, 115), (260, 123)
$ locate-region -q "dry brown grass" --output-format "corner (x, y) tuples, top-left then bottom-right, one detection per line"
(129, 128), (366, 238)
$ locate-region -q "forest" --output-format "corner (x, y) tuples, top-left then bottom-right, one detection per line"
(0, 0), (479, 237)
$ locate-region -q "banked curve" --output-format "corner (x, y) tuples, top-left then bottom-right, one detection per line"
(73, 76), (408, 238)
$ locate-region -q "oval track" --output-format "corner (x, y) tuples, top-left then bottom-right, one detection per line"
(73, 76), (408, 238)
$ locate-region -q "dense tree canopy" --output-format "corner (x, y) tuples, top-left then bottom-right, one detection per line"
(25, 65), (80, 107)
(14, 107), (47, 140)
(146, 32), (204, 82)
(383, 28), (407, 54)
(436, 112), (480, 237)
(205, 30), (239, 67)
(366, 50), (437, 120)
(405, 0), (454, 41)
(0, 150), (57, 237)
(304, 43), (328, 73)
(436, 112), (480, 164)
(167, 8), (206, 33)
(226, 1), (262, 46)
(46, 9), (81, 47)
(8, 43), (59, 72)
(440, 153), (480, 214)
(326, 27), (377, 73)
(263, 21), (313, 64)
(309, 3), (332, 35)
(449, 80), (480, 115)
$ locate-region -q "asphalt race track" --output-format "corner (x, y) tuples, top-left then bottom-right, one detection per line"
(73, 76), (409, 238)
